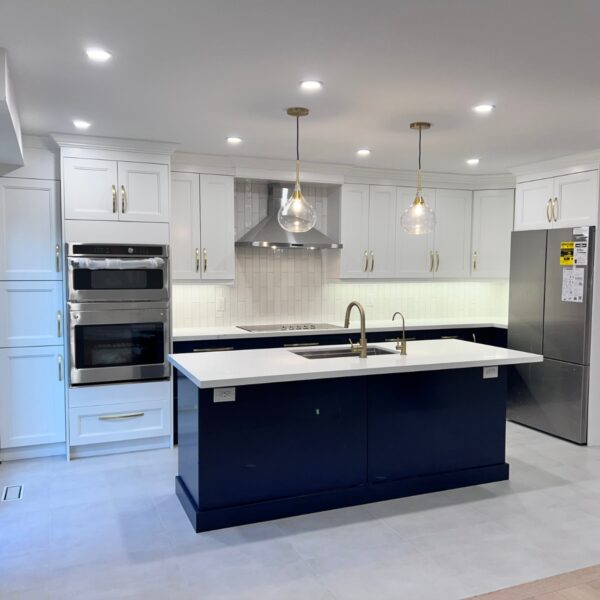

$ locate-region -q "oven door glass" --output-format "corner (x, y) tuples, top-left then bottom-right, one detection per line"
(74, 322), (165, 369)
(72, 269), (164, 291)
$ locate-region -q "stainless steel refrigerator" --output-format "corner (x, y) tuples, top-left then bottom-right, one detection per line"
(507, 226), (595, 444)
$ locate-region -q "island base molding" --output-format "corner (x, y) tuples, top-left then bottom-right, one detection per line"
(176, 463), (509, 533)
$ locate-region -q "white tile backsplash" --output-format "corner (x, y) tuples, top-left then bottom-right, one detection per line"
(172, 247), (509, 327)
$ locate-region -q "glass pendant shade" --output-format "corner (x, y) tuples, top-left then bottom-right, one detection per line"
(277, 169), (317, 233)
(401, 191), (436, 235)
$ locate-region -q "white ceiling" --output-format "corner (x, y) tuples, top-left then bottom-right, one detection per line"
(2, 0), (600, 174)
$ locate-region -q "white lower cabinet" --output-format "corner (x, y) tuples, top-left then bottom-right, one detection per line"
(471, 189), (514, 278)
(0, 281), (63, 347)
(0, 346), (65, 448)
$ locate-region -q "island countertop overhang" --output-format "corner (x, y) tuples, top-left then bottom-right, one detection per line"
(168, 339), (542, 389)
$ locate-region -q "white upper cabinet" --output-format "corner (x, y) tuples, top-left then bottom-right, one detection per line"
(340, 184), (371, 279)
(395, 187), (435, 278)
(170, 172), (235, 281)
(433, 189), (472, 278)
(117, 161), (169, 222)
(64, 157), (169, 223)
(0, 178), (62, 280)
(471, 189), (514, 278)
(367, 186), (397, 278)
(340, 184), (396, 278)
(514, 171), (598, 230)
(63, 157), (118, 221)
(0, 346), (65, 448)
(200, 174), (235, 280)
(553, 171), (598, 228)
(171, 173), (201, 279)
(0, 281), (63, 347)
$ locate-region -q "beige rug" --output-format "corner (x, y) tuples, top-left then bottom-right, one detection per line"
(466, 565), (600, 599)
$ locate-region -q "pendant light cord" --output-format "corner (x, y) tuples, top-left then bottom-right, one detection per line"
(417, 126), (422, 191)
(296, 115), (300, 161)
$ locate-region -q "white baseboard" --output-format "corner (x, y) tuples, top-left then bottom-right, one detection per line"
(69, 435), (171, 459)
(0, 442), (66, 461)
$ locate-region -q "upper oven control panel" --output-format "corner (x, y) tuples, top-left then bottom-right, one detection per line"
(68, 243), (169, 257)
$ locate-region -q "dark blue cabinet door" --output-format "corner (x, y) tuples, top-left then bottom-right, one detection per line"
(196, 377), (368, 509)
(367, 368), (507, 483)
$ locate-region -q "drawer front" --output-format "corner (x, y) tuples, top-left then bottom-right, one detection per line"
(69, 398), (170, 445)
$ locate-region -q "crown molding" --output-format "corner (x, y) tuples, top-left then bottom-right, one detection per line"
(172, 151), (515, 190)
(510, 150), (600, 182)
(50, 133), (179, 156)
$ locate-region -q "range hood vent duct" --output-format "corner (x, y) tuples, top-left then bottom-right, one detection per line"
(235, 184), (341, 250)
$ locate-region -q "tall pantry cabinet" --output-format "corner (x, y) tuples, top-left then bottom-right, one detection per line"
(0, 177), (66, 457)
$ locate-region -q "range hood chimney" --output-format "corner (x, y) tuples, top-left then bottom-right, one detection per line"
(235, 184), (341, 250)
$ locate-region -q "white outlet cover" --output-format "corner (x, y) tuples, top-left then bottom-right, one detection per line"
(214, 387), (236, 402)
(483, 366), (499, 379)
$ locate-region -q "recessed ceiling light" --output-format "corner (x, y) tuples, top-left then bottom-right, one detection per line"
(300, 80), (323, 91)
(466, 158), (480, 166)
(356, 149), (371, 157)
(85, 47), (112, 63)
(226, 136), (242, 145)
(473, 104), (495, 114)
(73, 119), (91, 130)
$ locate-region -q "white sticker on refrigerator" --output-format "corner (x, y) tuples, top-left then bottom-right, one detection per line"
(574, 240), (589, 266)
(562, 267), (585, 303)
(573, 226), (590, 237)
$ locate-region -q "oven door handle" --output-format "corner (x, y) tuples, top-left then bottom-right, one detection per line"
(70, 257), (165, 270)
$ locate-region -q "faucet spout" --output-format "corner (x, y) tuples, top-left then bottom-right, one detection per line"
(391, 311), (408, 355)
(344, 301), (368, 358)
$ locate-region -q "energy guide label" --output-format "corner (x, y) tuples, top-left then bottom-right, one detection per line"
(561, 267), (585, 303)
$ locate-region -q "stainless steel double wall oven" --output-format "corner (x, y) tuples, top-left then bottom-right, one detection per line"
(67, 243), (170, 386)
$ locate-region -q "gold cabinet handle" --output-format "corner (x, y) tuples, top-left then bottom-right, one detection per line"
(57, 354), (63, 381)
(99, 412), (144, 421)
(435, 251), (440, 272)
(120, 185), (127, 213)
(552, 197), (559, 222)
(283, 342), (320, 348)
(55, 244), (61, 272)
(195, 248), (200, 272)
(370, 251), (374, 272)
(546, 198), (552, 222)
(473, 251), (478, 271)
(203, 248), (207, 272)
(441, 335), (460, 339)
(192, 346), (234, 352)
(472, 333), (477, 343)
(112, 185), (117, 213)
(57, 310), (62, 337)
(429, 251), (434, 272)
(363, 251), (369, 272)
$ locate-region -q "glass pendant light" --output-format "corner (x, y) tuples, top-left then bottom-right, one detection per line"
(400, 122), (436, 235)
(278, 107), (317, 233)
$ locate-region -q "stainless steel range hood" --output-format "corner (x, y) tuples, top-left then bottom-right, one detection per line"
(235, 184), (341, 250)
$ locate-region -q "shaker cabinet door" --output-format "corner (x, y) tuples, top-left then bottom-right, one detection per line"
(117, 161), (169, 223)
(514, 178), (554, 231)
(171, 172), (201, 280)
(0, 178), (62, 280)
(0, 346), (65, 448)
(553, 170), (598, 228)
(63, 157), (118, 221)
(340, 184), (370, 278)
(367, 185), (397, 278)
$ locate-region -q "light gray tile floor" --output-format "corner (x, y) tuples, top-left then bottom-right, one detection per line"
(2, 422), (600, 599)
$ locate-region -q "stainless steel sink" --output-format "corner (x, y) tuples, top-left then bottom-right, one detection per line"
(291, 346), (398, 359)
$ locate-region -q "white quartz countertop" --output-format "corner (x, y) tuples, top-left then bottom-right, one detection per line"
(172, 317), (508, 342)
(168, 338), (540, 389)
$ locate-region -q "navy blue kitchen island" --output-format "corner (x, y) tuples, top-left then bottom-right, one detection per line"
(170, 339), (541, 532)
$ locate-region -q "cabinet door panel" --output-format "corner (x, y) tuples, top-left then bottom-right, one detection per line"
(472, 189), (514, 278)
(368, 185), (397, 278)
(434, 189), (472, 278)
(514, 178), (554, 231)
(63, 157), (118, 221)
(117, 161), (169, 222)
(171, 173), (201, 280)
(554, 171), (598, 228)
(340, 184), (370, 278)
(0, 178), (61, 279)
(0, 281), (63, 347)
(199, 174), (235, 280)
(0, 346), (65, 448)
(395, 187), (435, 278)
